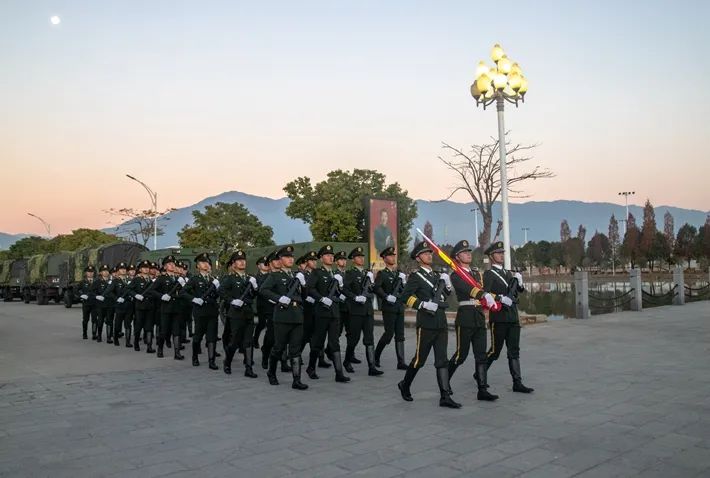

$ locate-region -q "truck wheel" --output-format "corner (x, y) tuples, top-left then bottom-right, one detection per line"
(64, 290), (73, 308)
(3, 288), (11, 302)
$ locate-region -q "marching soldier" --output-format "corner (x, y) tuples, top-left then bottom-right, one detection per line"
(259, 245), (308, 390)
(130, 260), (156, 353)
(149, 255), (184, 360)
(149, 262), (160, 344)
(446, 240), (499, 401)
(373, 247), (408, 370)
(397, 241), (461, 408)
(335, 251), (350, 339)
(343, 247), (382, 376)
(77, 265), (97, 340)
(299, 251), (317, 363)
(124, 265), (137, 347)
(175, 261), (190, 348)
(92, 264), (114, 343)
(180, 253), (221, 370)
(252, 255), (270, 349)
(105, 262), (131, 347)
(305, 244), (350, 383)
(259, 252), (292, 373)
(483, 241), (534, 394)
(220, 250), (259, 378)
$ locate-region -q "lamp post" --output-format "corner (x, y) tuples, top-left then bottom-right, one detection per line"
(27, 213), (51, 237)
(521, 227), (530, 244)
(618, 191), (635, 235)
(470, 207), (480, 247)
(471, 43), (528, 269)
(126, 174), (158, 250)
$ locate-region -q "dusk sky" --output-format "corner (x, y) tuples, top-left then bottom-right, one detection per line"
(2, 0), (709, 236)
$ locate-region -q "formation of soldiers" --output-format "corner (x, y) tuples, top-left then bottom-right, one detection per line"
(75, 240), (534, 408)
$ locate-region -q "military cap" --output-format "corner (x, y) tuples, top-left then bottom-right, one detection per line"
(317, 244), (335, 258)
(256, 255), (268, 266)
(451, 239), (472, 257)
(348, 246), (365, 259)
(409, 241), (433, 260)
(99, 264), (110, 272)
(110, 266), (117, 274)
(276, 245), (294, 258)
(150, 261), (159, 270)
(159, 266), (166, 273)
(334, 251), (347, 261)
(484, 241), (505, 256)
(137, 260), (151, 269)
(84, 265), (96, 273)
(227, 250), (246, 266)
(295, 255), (305, 265)
(162, 254), (176, 266)
(195, 253), (212, 265)
(379, 247), (396, 259)
(116, 262), (128, 270)
(304, 251), (318, 262)
(268, 251), (280, 263)
(127, 264), (136, 271)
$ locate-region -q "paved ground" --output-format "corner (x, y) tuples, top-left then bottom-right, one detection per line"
(1, 301), (709, 478)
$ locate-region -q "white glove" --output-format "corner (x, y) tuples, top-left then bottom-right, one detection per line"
(333, 274), (343, 287)
(192, 298), (204, 306)
(398, 272), (407, 283)
(116, 297), (125, 304)
(134, 294), (144, 302)
(482, 293), (495, 309)
(355, 295), (367, 303)
(278, 296), (291, 306)
(178, 277), (186, 286)
(386, 294), (397, 303)
(366, 271), (374, 283)
(151, 278), (156, 282)
(514, 272), (523, 285)
(161, 294), (171, 302)
(440, 273), (452, 289)
(295, 272), (306, 286)
(80, 294), (88, 300)
(249, 276), (258, 290)
(212, 278), (220, 289)
(96, 295), (104, 302)
(420, 300), (438, 312)
(501, 296), (513, 307)
(231, 299), (244, 307)
(305, 296), (316, 304)
(339, 294), (346, 301)
(320, 297), (333, 307)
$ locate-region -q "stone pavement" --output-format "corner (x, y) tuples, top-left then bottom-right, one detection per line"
(1, 301), (709, 477)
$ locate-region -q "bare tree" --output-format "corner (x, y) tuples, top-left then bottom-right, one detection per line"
(104, 207), (174, 246)
(438, 133), (554, 250)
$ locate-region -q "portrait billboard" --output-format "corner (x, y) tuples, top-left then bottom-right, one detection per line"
(367, 198), (398, 270)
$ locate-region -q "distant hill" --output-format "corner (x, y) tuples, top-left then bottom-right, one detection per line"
(0, 233), (30, 250)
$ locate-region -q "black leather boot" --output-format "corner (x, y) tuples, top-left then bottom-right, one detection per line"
(207, 342), (219, 370)
(174, 336), (185, 360)
(125, 327), (132, 348)
(106, 323), (113, 344)
(318, 350), (331, 369)
(133, 330), (141, 351)
(223, 345), (234, 375)
(374, 338), (386, 368)
(261, 352), (269, 370)
(157, 337), (165, 358)
(437, 368), (462, 409)
(267, 353), (279, 385)
(306, 350), (319, 379)
(244, 347), (257, 378)
(395, 341), (407, 370)
(146, 331), (155, 353)
(96, 321), (103, 343)
(82, 321), (88, 340)
(92, 321), (97, 340)
(366, 345), (384, 376)
(280, 349), (292, 372)
(192, 341), (200, 366)
(332, 351), (351, 383)
(476, 362), (499, 401)
(446, 359), (459, 395)
(343, 345), (355, 373)
(509, 358), (534, 393)
(398, 366), (418, 401)
(165, 336), (172, 349)
(291, 358), (308, 390)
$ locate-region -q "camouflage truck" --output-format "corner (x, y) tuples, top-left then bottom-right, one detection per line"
(1, 259), (29, 302)
(0, 260), (13, 301)
(22, 252), (74, 305)
(244, 241), (369, 275)
(138, 247), (215, 273)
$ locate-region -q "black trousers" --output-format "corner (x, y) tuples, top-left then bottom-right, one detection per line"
(271, 322), (302, 360)
(339, 308), (350, 337)
(193, 315), (219, 344)
(97, 307), (112, 335)
(311, 314), (341, 354)
(379, 310), (405, 345)
(347, 313), (374, 348)
(451, 325), (487, 365)
(159, 310), (182, 341)
(253, 312), (267, 344)
(113, 308), (130, 342)
(134, 309), (155, 341)
(410, 327), (448, 369)
(261, 316), (275, 358)
(81, 303), (97, 334)
(301, 305), (315, 350)
(227, 315), (254, 350)
(486, 322), (520, 361)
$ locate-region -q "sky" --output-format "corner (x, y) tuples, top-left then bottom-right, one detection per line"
(2, 0), (709, 236)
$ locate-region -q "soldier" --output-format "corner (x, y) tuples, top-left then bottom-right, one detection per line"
(335, 251), (350, 340)
(259, 245), (308, 390)
(305, 244), (350, 383)
(397, 241), (461, 408)
(124, 264), (137, 347)
(446, 240), (499, 401)
(149, 262), (160, 345)
(343, 247), (382, 376)
(373, 247), (408, 370)
(252, 255), (270, 349)
(180, 253), (221, 370)
(105, 262), (131, 347)
(300, 251), (324, 368)
(483, 241), (534, 394)
(77, 265), (97, 340)
(92, 264), (115, 343)
(149, 255), (184, 360)
(129, 260), (156, 353)
(175, 261), (190, 349)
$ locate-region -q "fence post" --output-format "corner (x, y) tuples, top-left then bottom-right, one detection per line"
(629, 268), (643, 312)
(673, 266), (685, 305)
(574, 270), (589, 319)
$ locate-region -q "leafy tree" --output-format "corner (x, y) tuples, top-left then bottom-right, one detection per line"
(560, 220), (571, 242)
(576, 224), (587, 243)
(639, 199), (657, 264)
(423, 221), (434, 241)
(534, 240), (552, 268)
(663, 211), (675, 251)
(608, 214), (621, 271)
(650, 232), (671, 270)
(587, 232), (611, 267)
(284, 169), (417, 254)
(104, 207), (173, 247)
(178, 202), (275, 263)
(562, 238), (585, 270)
(44, 229), (118, 253)
(622, 213), (641, 268)
(696, 218), (710, 262)
(674, 223), (697, 268)
(7, 236), (48, 259)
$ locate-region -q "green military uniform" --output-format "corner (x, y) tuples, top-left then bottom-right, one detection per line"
(92, 265), (115, 343)
(373, 247), (407, 370)
(252, 256), (269, 350)
(335, 252), (350, 338)
(148, 255), (184, 360)
(298, 252), (317, 356)
(77, 266), (98, 339)
(129, 260), (156, 353)
(104, 262), (132, 347)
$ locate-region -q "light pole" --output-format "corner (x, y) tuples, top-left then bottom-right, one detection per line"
(618, 191), (635, 235)
(27, 213), (51, 237)
(471, 43), (528, 269)
(470, 207), (480, 247)
(126, 174), (158, 250)
(521, 227), (530, 244)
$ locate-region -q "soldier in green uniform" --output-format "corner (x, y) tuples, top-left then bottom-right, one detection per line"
(373, 247), (408, 370)
(130, 260), (156, 353)
(305, 244), (350, 382)
(259, 246), (308, 390)
(446, 240), (499, 401)
(124, 264), (137, 346)
(252, 255), (270, 349)
(335, 251), (350, 340)
(105, 262), (130, 347)
(181, 253), (221, 370)
(220, 250), (259, 378)
(92, 264), (115, 343)
(343, 247), (382, 376)
(397, 241), (461, 408)
(483, 241), (534, 394)
(148, 255), (184, 360)
(175, 261), (190, 349)
(298, 251), (316, 362)
(77, 265), (97, 340)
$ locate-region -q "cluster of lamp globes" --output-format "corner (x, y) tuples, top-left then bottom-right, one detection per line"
(471, 44), (528, 105)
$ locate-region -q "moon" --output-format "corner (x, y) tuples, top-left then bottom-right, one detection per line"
(50, 15), (61, 25)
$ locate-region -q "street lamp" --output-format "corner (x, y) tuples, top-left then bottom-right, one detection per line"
(471, 43), (528, 269)
(27, 213), (51, 237)
(470, 207), (480, 247)
(521, 227), (530, 244)
(126, 174), (158, 250)
(618, 191), (635, 235)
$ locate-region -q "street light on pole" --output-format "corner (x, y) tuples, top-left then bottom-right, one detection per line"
(126, 174), (158, 250)
(471, 43), (528, 269)
(27, 213), (51, 237)
(470, 207), (480, 247)
(521, 227), (530, 244)
(618, 191), (635, 235)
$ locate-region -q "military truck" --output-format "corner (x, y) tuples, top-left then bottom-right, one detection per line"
(1, 259), (29, 302)
(21, 252), (74, 305)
